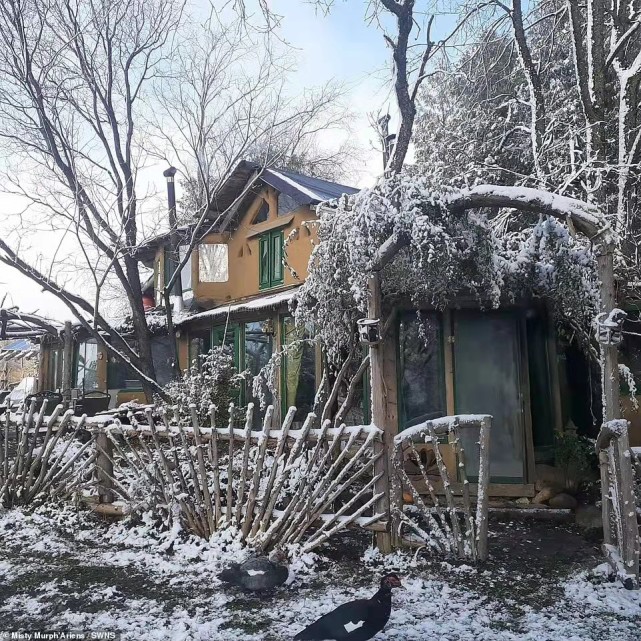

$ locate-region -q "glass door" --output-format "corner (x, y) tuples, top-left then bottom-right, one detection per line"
(453, 311), (526, 483)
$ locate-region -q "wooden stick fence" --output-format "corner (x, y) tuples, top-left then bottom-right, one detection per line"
(596, 419), (640, 589)
(0, 399), (94, 507)
(94, 402), (387, 553)
(392, 414), (491, 561)
(2, 400), (495, 560)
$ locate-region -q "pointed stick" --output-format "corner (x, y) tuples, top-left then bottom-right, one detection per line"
(189, 405), (215, 538)
(161, 408), (192, 505)
(14, 398), (36, 481)
(451, 419), (476, 560)
(303, 491), (384, 552)
(257, 409), (312, 540)
(207, 405), (221, 529)
(241, 406), (273, 539)
(23, 409), (73, 500)
(287, 423), (349, 543)
(406, 438), (452, 539)
(428, 421), (463, 557)
(225, 403), (235, 525)
(22, 399), (48, 490)
(250, 406), (295, 538)
(173, 407), (205, 510)
(234, 403), (255, 525)
(278, 416), (329, 543)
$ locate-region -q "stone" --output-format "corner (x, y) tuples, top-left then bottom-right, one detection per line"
(515, 497), (530, 506)
(575, 504), (603, 531)
(548, 492), (578, 509)
(535, 464), (566, 492)
(532, 486), (559, 504)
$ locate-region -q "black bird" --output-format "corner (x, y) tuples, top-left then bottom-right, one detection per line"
(293, 573), (402, 641)
(218, 552), (289, 591)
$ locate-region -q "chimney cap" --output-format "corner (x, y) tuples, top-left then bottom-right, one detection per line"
(163, 166), (177, 178)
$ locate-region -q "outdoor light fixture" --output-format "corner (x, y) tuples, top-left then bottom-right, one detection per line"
(357, 318), (381, 345)
(596, 309), (627, 346)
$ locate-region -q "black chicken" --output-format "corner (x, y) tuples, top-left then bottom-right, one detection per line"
(219, 553), (289, 591)
(293, 573), (402, 641)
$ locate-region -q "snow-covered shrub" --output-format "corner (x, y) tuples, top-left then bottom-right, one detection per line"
(155, 347), (239, 426)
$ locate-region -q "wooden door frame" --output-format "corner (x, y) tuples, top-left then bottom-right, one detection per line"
(443, 307), (537, 494)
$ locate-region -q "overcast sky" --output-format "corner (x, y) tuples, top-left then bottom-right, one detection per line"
(0, 0), (453, 322)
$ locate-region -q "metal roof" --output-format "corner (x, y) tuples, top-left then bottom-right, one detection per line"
(2, 339), (34, 351)
(175, 287), (298, 326)
(133, 161), (358, 254)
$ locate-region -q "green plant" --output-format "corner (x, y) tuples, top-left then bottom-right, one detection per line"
(553, 431), (598, 493)
(155, 347), (239, 426)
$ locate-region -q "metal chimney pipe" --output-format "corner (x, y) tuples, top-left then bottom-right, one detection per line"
(163, 166), (183, 312)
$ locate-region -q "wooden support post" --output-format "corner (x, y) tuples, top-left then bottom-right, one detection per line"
(37, 340), (46, 392)
(613, 428), (639, 584)
(595, 245), (619, 552)
(476, 416), (491, 562)
(62, 321), (73, 408)
(599, 448), (613, 546)
(368, 272), (398, 552)
(596, 247), (619, 423)
(95, 431), (114, 504)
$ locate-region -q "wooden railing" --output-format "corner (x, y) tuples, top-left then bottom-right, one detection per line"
(596, 419), (640, 589)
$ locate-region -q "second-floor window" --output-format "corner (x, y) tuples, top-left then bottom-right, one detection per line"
(199, 243), (229, 283)
(259, 230), (284, 290)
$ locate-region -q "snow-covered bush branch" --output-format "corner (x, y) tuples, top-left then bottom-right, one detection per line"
(294, 173), (600, 360)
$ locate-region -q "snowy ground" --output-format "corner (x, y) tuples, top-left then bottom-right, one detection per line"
(1, 505), (640, 640)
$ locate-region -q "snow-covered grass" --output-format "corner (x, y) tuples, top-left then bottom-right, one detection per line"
(1, 505), (640, 640)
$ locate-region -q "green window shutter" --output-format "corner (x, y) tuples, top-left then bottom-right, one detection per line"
(271, 230), (284, 285)
(259, 235), (270, 289)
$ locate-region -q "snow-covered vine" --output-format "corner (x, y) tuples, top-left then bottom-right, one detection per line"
(293, 173), (599, 360)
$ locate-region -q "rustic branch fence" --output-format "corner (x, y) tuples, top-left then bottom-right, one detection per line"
(392, 415), (491, 561)
(596, 419), (640, 589)
(0, 398), (94, 507)
(1, 400), (497, 561)
(94, 403), (387, 552)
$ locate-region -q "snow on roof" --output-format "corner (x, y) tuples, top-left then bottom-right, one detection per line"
(266, 168), (358, 203)
(175, 288), (298, 326)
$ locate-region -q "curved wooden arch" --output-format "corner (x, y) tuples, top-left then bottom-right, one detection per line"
(373, 185), (613, 272)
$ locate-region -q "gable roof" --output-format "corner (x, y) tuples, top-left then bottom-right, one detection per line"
(210, 161), (358, 231)
(133, 161), (358, 257)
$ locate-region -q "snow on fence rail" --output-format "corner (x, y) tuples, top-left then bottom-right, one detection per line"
(3, 400), (495, 560)
(596, 419), (640, 589)
(392, 414), (491, 562)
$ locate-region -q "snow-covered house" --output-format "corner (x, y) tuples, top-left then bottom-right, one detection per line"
(128, 161), (359, 422)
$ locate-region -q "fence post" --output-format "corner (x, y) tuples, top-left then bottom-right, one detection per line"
(599, 449), (613, 546)
(95, 430), (114, 504)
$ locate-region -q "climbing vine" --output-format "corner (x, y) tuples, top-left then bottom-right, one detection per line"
(293, 174), (600, 360)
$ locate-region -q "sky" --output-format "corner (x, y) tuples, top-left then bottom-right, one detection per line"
(0, 0), (456, 322)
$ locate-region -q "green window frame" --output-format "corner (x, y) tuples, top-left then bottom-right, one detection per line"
(259, 230), (284, 290)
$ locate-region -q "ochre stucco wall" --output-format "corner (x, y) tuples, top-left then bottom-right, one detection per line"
(193, 187), (317, 306)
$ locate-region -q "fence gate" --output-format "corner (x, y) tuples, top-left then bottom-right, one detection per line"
(392, 414), (491, 561)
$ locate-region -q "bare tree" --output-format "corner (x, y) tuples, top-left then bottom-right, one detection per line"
(0, 0), (186, 399)
(0, 0), (357, 399)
